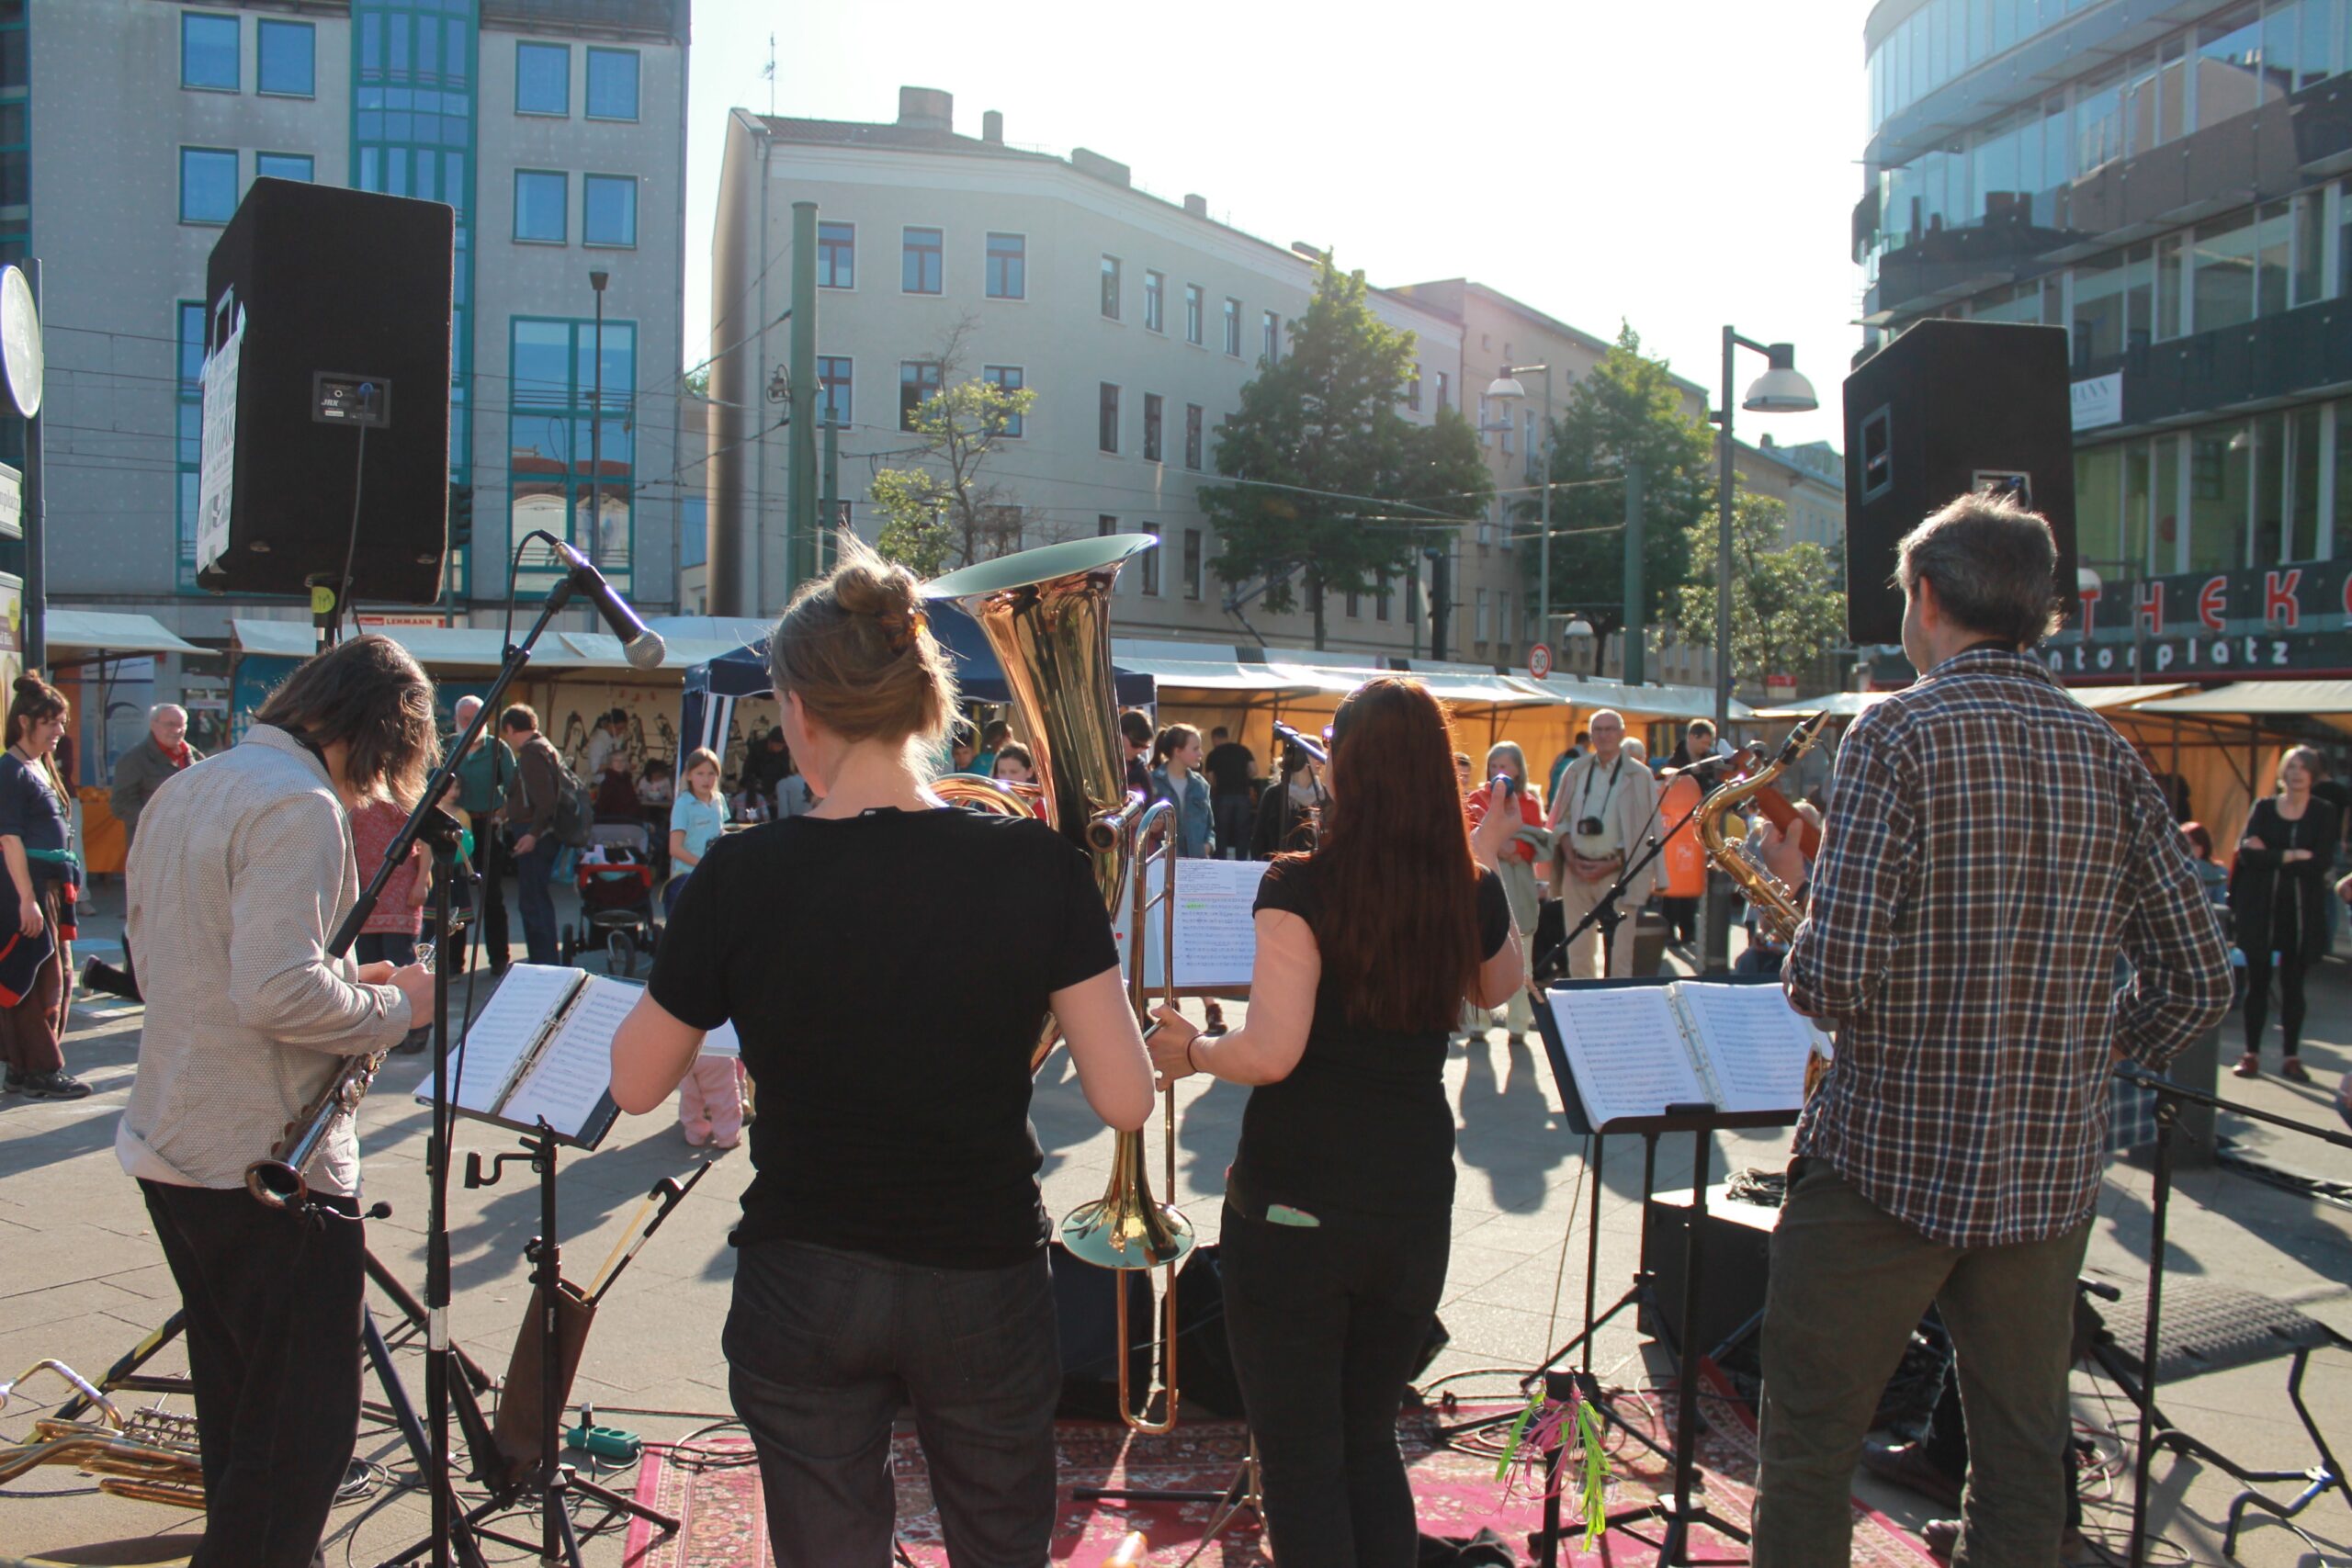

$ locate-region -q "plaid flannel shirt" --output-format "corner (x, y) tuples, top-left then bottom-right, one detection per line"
(1782, 649), (2231, 1247)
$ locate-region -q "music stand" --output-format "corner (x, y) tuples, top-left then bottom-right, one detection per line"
(1521, 976), (1800, 1568)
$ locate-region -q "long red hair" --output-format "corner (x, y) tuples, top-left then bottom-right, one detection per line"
(1294, 676), (1483, 1031)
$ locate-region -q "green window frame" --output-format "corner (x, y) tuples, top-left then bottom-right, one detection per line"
(179, 147), (238, 224)
(583, 47), (638, 121)
(514, 40), (568, 115)
(582, 173), (635, 247)
(256, 18), (315, 97)
(507, 315), (637, 595)
(182, 12), (239, 91)
(514, 168), (566, 243)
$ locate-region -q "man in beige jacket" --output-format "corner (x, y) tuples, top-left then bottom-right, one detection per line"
(1547, 708), (1660, 977)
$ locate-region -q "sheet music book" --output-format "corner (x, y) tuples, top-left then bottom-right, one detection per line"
(1543, 980), (1830, 1128)
(1113, 858), (1268, 992)
(422, 963), (628, 1147)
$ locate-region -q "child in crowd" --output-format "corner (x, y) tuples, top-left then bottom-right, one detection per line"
(669, 748), (746, 1146)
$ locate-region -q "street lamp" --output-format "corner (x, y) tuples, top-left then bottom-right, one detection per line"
(1563, 615), (1596, 675)
(1486, 365), (1552, 662)
(588, 269), (609, 577)
(1707, 328), (1816, 970)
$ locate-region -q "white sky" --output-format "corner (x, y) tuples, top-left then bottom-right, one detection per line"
(679, 0), (1880, 453)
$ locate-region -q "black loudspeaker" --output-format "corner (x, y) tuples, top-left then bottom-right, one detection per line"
(1841, 320), (2076, 646)
(198, 177), (454, 603)
(1049, 1241), (1153, 1423)
(1639, 1187), (1775, 1359)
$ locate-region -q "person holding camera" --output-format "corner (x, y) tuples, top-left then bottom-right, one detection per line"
(1546, 708), (1658, 977)
(1466, 742), (1542, 1029)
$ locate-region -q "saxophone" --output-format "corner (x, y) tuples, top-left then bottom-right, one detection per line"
(1693, 713), (1828, 947)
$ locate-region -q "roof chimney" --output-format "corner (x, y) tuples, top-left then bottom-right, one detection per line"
(981, 109), (1003, 143)
(1070, 147), (1130, 187)
(897, 85), (953, 132)
(1183, 193), (1208, 219)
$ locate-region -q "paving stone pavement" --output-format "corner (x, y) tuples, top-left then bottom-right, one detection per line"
(1, 883), (2346, 1566)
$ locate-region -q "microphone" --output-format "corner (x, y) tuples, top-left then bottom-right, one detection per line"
(1272, 720), (1327, 765)
(550, 536), (664, 670)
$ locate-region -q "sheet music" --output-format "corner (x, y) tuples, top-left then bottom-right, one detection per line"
(1545, 987), (1708, 1127)
(503, 974), (636, 1138)
(1675, 982), (1818, 1114)
(1170, 860), (1267, 989)
(437, 964), (580, 1116)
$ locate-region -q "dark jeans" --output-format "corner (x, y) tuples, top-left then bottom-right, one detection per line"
(140, 1179), (365, 1568)
(469, 828), (509, 970)
(1754, 1159), (2090, 1568)
(725, 1237), (1061, 1568)
(2242, 949), (2309, 1057)
(1915, 1327), (2084, 1531)
(1220, 1195), (1450, 1568)
(1662, 894), (1700, 944)
(1214, 792), (1254, 860)
(512, 834), (560, 965)
(352, 931), (419, 966)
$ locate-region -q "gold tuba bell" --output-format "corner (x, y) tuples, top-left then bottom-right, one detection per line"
(924, 536), (1195, 1433)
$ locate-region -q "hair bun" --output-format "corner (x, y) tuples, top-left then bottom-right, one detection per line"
(12, 677), (42, 696)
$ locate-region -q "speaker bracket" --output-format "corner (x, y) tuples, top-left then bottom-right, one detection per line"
(313, 372), (391, 429)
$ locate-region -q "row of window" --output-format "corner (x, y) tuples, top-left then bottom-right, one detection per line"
(1096, 385), (1207, 467)
(514, 168), (639, 247)
(181, 11), (315, 96)
(179, 10), (642, 122)
(1868, 0), (2340, 270)
(1095, 516), (1198, 600)
(2075, 399), (2352, 578)
(1943, 181), (2352, 357)
(178, 147), (315, 223)
(812, 222), (1280, 360)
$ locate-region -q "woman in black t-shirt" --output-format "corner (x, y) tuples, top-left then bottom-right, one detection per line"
(1148, 676), (1523, 1568)
(0, 675), (87, 1100)
(609, 540), (1157, 1568)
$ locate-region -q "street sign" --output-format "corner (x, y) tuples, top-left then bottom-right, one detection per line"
(1529, 642), (1553, 681)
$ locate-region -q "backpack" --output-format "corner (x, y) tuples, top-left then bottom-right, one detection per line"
(520, 740), (596, 849)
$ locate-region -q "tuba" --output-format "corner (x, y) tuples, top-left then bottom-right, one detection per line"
(924, 536), (1195, 1433)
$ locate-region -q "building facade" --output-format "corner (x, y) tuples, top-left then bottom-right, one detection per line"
(712, 90), (1630, 658)
(14, 0), (689, 657)
(1736, 435), (1847, 553)
(1858, 0), (2352, 682)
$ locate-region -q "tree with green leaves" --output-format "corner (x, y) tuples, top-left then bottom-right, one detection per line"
(1674, 491), (1848, 695)
(1202, 256), (1489, 649)
(1522, 324), (1715, 647)
(868, 316), (1036, 576)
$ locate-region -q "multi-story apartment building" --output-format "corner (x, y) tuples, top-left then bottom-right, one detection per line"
(708, 88), (1500, 657)
(1858, 0), (2352, 682)
(1736, 435), (1847, 553)
(14, 0), (689, 660)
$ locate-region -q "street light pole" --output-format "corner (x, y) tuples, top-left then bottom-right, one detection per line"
(588, 269), (608, 578)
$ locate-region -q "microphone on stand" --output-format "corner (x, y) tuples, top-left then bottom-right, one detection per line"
(549, 536), (665, 670)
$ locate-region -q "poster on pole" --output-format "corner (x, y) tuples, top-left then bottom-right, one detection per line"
(195, 308), (243, 581)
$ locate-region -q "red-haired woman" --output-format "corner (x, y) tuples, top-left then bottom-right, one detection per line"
(1148, 676), (1523, 1567)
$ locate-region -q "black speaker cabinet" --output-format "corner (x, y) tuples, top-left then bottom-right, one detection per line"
(1639, 1185), (1776, 1359)
(198, 177), (454, 603)
(1842, 320), (2076, 646)
(1049, 1241), (1154, 1423)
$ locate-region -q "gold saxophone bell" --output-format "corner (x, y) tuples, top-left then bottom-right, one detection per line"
(926, 536), (1195, 1433)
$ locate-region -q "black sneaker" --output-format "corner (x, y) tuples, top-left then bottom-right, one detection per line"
(2, 1067), (22, 1095)
(17, 1070), (91, 1100)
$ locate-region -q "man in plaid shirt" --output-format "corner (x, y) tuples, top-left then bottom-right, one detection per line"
(1751, 494), (2230, 1567)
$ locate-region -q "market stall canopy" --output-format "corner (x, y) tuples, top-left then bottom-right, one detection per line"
(232, 618), (741, 674)
(1751, 682), (2192, 723)
(1503, 673), (1754, 725)
(45, 610), (203, 658)
(2135, 680), (2352, 723)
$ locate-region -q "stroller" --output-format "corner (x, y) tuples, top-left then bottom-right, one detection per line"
(560, 820), (661, 976)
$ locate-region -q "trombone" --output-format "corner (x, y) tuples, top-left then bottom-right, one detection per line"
(926, 535), (1195, 1433)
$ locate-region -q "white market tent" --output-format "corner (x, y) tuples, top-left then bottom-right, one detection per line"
(46, 610), (203, 659)
(1748, 682), (2193, 723)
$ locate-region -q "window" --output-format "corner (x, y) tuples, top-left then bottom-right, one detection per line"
(1145, 270), (1164, 333)
(1347, 587), (1362, 618)
(1183, 529), (1204, 600)
(818, 355), (852, 426)
(2192, 209), (2256, 332)
(1101, 514), (1119, 537)
(984, 365), (1024, 437)
(1143, 393), (1163, 463)
(899, 361), (942, 430)
(506, 316), (638, 587)
(2295, 188), (2327, 308)
(902, 227), (943, 294)
(179, 148), (238, 223)
(583, 175), (636, 247)
(515, 41), (569, 115)
(1184, 284), (1204, 344)
(1498, 400), (1513, 455)
(1476, 395), (1492, 448)
(1223, 297), (1241, 355)
(584, 47), (639, 120)
(1098, 382), (1120, 453)
(819, 221), (854, 288)
(257, 18), (314, 96)
(1101, 255), (1121, 319)
(1523, 411), (1540, 482)
(986, 232), (1024, 299)
(1407, 367), (1421, 412)
(1436, 370), (1451, 411)
(513, 170), (566, 243)
(1261, 310), (1279, 363)
(1476, 588), (1491, 648)
(1184, 404), (1204, 470)
(1376, 568), (1392, 621)
(1141, 522), (1162, 594)
(182, 13), (238, 91)
(255, 152), (314, 183)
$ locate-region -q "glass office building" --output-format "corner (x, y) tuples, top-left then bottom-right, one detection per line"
(1860, 0), (2352, 678)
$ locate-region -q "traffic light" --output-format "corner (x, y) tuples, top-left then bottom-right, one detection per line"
(1423, 546), (1452, 661)
(448, 482), (472, 552)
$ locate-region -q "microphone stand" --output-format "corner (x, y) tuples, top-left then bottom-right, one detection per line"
(325, 565), (599, 1568)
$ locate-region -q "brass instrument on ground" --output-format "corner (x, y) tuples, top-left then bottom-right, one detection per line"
(1695, 714), (1833, 1095)
(926, 536), (1195, 1433)
(0, 1359), (204, 1509)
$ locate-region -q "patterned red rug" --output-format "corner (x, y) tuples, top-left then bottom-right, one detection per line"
(620, 1390), (1934, 1565)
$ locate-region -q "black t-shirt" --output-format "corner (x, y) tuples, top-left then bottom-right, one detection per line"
(649, 807), (1121, 1268)
(1234, 856), (1510, 1216)
(0, 753), (72, 886)
(1203, 742), (1257, 797)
